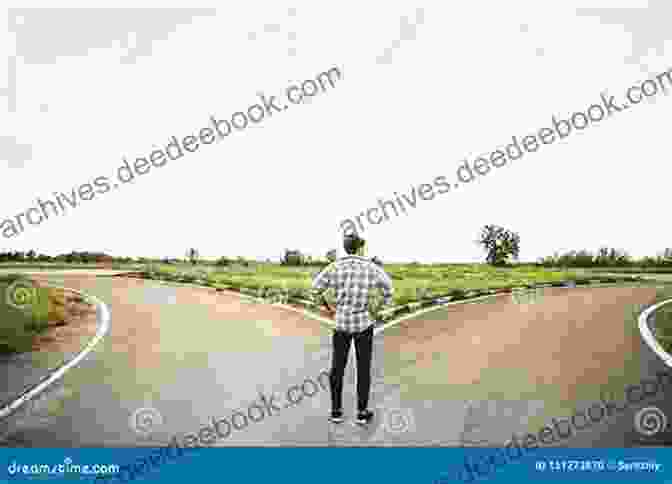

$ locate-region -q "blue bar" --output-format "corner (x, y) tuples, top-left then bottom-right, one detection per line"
(1, 448), (671, 483)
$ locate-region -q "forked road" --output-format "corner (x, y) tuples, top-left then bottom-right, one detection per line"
(1, 274), (670, 449)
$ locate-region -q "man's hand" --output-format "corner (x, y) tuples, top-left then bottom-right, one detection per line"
(320, 295), (334, 314)
(316, 295), (335, 318)
(308, 288), (333, 315)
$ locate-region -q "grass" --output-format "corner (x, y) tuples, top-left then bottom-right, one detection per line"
(653, 296), (672, 355)
(581, 266), (672, 274)
(131, 262), (645, 323)
(0, 274), (82, 355)
(148, 261), (640, 296)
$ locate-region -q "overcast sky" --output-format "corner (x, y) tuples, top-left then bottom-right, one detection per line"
(0, 1), (670, 263)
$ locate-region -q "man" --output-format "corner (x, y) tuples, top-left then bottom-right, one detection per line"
(311, 231), (393, 425)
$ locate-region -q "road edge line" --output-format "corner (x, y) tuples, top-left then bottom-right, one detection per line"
(638, 298), (672, 368)
(0, 286), (111, 420)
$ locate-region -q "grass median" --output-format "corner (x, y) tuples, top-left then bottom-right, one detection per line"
(130, 262), (645, 323)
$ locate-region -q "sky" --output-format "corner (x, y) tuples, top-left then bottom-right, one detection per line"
(0, 1), (670, 263)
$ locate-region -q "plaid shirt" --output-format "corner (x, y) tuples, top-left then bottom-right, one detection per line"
(311, 255), (393, 333)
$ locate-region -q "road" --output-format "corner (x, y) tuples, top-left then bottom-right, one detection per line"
(0, 274), (670, 450)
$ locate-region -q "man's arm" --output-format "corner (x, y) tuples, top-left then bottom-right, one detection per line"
(374, 267), (394, 308)
(311, 266), (334, 313)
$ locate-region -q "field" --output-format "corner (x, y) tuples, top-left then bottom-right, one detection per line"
(146, 262), (644, 293)
(123, 262), (647, 322)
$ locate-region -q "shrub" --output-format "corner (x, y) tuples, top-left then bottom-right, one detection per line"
(0, 276), (50, 354)
(448, 289), (467, 300)
(215, 257), (234, 267)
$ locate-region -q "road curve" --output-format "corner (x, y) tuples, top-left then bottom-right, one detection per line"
(0, 275), (669, 448)
(0, 286), (110, 420)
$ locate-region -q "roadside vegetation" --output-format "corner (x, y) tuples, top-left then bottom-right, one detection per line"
(653, 297), (672, 355)
(537, 247), (672, 270)
(1, 228), (668, 325)
(0, 274), (89, 355)
(127, 261), (644, 323)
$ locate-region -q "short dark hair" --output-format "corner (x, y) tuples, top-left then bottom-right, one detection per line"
(343, 232), (365, 255)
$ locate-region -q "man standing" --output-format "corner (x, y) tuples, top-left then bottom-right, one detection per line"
(311, 231), (393, 425)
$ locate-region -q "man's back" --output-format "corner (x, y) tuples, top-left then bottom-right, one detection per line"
(312, 255), (393, 333)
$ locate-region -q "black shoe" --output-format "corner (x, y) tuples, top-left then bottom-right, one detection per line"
(355, 410), (374, 426)
(329, 410), (344, 424)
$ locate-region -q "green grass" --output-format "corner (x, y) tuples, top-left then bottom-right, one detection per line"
(653, 296), (672, 355)
(0, 274), (60, 355)
(137, 262), (643, 317)
(580, 266), (672, 274)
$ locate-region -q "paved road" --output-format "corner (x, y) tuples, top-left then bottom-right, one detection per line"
(0, 275), (670, 449)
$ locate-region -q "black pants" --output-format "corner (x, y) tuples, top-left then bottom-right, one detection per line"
(329, 325), (374, 413)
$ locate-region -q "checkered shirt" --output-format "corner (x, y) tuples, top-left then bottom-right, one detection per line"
(311, 255), (394, 333)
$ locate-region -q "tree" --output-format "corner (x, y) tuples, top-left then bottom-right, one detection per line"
(215, 256), (233, 267)
(326, 249), (337, 263)
(663, 248), (672, 264)
(476, 225), (520, 266)
(186, 248), (199, 266)
(594, 247), (630, 267)
(282, 249), (304, 266)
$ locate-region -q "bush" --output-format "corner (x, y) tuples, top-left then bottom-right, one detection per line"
(288, 288), (309, 300)
(0, 275), (50, 355)
(448, 289), (467, 300)
(535, 247), (672, 268)
(215, 257), (234, 267)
